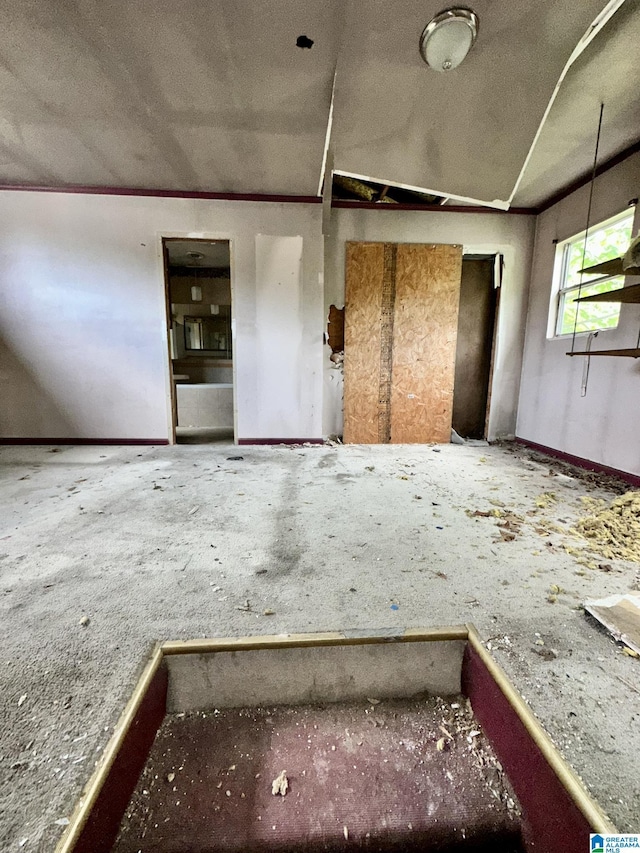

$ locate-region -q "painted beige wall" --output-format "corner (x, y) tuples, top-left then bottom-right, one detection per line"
(0, 190), (536, 444)
(323, 208), (536, 439)
(0, 192), (324, 441)
(516, 152), (640, 476)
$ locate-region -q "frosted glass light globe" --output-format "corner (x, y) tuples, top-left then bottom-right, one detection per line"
(420, 9), (478, 72)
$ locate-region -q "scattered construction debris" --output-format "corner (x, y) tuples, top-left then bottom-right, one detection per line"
(271, 770), (288, 796)
(535, 493), (557, 509)
(584, 593), (640, 655)
(574, 492), (640, 563)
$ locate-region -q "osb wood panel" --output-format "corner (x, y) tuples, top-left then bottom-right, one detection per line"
(391, 244), (463, 443)
(344, 243), (385, 444)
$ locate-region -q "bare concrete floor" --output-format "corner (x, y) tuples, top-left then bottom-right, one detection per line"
(176, 427), (235, 444)
(1, 441), (638, 850)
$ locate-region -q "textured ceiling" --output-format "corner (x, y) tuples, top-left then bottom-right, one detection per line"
(331, 0), (610, 207)
(512, 0), (640, 207)
(0, 0), (340, 194)
(0, 0), (638, 206)
(166, 240), (230, 268)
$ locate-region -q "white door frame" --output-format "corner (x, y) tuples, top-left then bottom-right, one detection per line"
(158, 231), (237, 445)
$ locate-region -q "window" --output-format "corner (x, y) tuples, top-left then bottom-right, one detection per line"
(553, 209), (634, 337)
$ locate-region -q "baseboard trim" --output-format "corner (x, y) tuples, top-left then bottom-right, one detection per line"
(237, 438), (324, 446)
(515, 437), (640, 487)
(0, 438), (169, 446)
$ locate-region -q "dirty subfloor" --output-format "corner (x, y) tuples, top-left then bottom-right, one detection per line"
(0, 441), (638, 850)
(114, 697), (522, 852)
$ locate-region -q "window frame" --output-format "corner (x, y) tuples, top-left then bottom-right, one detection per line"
(551, 208), (635, 339)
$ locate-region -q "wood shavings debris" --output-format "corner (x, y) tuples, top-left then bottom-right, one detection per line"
(271, 770), (288, 796)
(535, 492), (557, 509)
(563, 544), (585, 557)
(533, 518), (567, 535)
(574, 492), (640, 563)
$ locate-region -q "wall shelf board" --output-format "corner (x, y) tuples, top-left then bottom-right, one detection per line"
(576, 283), (640, 304)
(579, 257), (640, 277)
(566, 348), (640, 358)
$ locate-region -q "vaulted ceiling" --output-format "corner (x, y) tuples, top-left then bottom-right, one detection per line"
(0, 0), (638, 208)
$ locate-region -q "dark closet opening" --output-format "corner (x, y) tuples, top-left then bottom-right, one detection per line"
(451, 257), (499, 440)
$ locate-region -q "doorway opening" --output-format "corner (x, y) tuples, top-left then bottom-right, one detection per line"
(162, 238), (234, 445)
(451, 256), (500, 440)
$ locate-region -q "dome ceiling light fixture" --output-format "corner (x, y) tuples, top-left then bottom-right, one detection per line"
(419, 7), (479, 72)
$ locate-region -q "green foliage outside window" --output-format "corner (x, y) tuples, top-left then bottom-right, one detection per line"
(557, 212), (633, 336)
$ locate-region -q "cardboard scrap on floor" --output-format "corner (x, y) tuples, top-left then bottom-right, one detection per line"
(585, 593), (640, 655)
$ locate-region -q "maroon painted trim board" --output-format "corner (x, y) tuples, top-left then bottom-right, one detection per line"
(515, 437), (640, 487)
(0, 438), (169, 446)
(462, 642), (596, 853)
(237, 438), (324, 445)
(71, 663), (168, 853)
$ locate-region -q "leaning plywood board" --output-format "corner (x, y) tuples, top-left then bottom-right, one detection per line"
(391, 244), (463, 443)
(585, 594), (640, 655)
(343, 242), (385, 443)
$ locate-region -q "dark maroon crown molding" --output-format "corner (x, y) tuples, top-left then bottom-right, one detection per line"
(0, 182), (536, 213)
(0, 183), (321, 204)
(332, 200), (535, 214)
